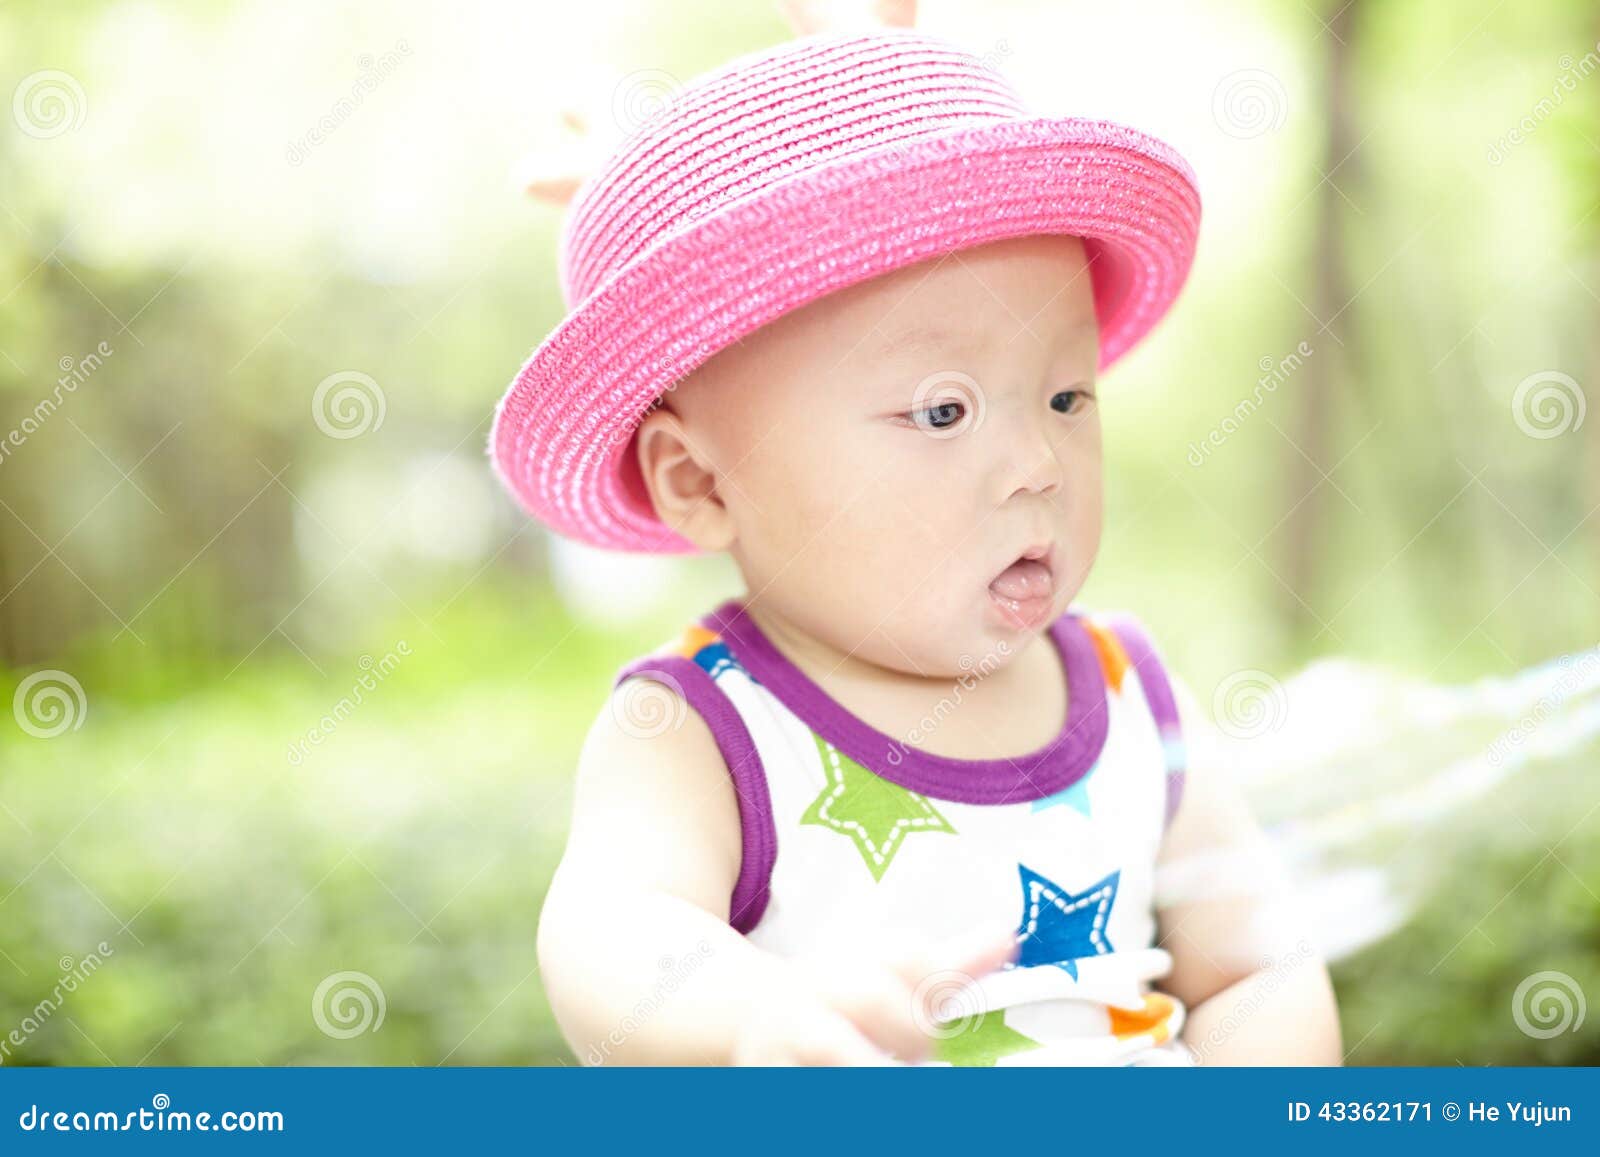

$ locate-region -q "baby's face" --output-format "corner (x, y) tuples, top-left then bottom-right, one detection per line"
(660, 234), (1103, 677)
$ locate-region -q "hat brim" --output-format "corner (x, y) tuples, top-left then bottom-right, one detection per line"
(491, 115), (1201, 553)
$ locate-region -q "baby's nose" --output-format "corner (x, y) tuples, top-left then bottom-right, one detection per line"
(995, 415), (1064, 501)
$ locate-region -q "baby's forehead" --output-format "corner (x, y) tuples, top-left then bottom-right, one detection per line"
(805, 234), (1100, 353)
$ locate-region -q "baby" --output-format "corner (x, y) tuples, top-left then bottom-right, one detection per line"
(502, 26), (1343, 1065)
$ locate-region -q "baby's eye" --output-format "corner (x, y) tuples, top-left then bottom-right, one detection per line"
(909, 400), (966, 431)
(1050, 389), (1090, 414)
(901, 371), (983, 436)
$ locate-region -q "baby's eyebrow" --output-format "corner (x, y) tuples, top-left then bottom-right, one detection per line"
(871, 323), (989, 361)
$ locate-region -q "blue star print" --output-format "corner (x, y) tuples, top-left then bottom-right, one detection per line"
(691, 641), (737, 679)
(1014, 864), (1120, 979)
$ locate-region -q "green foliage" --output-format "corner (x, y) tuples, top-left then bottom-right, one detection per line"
(0, 589), (641, 1066)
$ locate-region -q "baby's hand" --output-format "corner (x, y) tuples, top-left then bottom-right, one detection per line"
(731, 927), (1018, 1065)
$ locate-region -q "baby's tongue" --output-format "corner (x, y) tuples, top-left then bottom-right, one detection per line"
(988, 558), (1052, 600)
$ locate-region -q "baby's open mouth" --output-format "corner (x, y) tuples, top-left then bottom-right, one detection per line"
(987, 544), (1056, 630)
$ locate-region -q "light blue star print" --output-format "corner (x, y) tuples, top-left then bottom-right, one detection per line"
(1030, 768), (1094, 816)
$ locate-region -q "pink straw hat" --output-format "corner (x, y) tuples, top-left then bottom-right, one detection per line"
(492, 30), (1201, 553)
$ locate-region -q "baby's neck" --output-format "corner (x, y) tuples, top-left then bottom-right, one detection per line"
(739, 596), (1068, 762)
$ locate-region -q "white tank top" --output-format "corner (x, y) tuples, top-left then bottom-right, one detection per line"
(614, 598), (1190, 1066)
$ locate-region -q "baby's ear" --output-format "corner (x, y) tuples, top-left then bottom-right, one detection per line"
(634, 406), (737, 552)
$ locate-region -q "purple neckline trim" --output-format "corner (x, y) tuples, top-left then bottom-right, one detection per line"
(702, 599), (1109, 805)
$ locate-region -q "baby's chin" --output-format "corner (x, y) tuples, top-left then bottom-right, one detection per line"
(840, 606), (1057, 682)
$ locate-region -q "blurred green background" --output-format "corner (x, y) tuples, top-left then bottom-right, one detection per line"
(1, 0), (1596, 1065)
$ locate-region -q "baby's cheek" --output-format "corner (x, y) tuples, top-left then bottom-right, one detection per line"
(1057, 462), (1105, 587)
(733, 469), (862, 592)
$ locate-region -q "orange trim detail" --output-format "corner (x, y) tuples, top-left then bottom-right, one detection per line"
(1108, 992), (1175, 1044)
(1081, 619), (1131, 693)
(674, 625), (720, 660)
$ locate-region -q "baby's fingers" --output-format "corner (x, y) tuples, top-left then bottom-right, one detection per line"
(942, 926), (1022, 982)
(818, 966), (938, 1063)
(733, 1006), (900, 1067)
(792, 1016), (904, 1067)
(893, 926), (1019, 1032)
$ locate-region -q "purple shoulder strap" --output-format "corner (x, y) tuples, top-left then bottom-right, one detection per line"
(612, 652), (776, 933)
(1103, 615), (1187, 831)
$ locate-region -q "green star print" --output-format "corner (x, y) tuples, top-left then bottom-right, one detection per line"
(800, 736), (954, 881)
(933, 1011), (1040, 1067)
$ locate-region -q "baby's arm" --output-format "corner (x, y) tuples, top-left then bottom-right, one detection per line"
(537, 677), (1014, 1065)
(1153, 680), (1343, 1065)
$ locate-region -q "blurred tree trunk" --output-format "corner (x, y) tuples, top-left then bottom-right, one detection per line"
(0, 517), (16, 666)
(1282, 0), (1361, 631)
